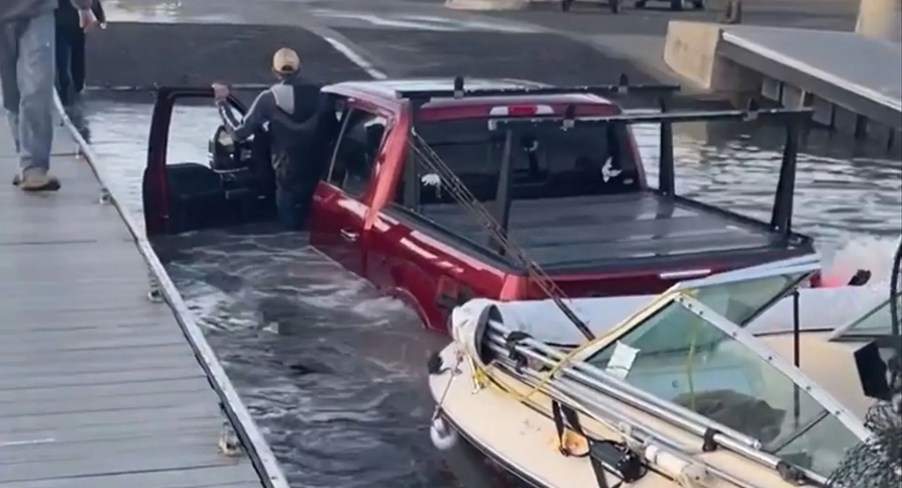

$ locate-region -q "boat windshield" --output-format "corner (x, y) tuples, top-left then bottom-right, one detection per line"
(586, 298), (864, 477)
(675, 266), (813, 327)
(831, 291), (902, 339)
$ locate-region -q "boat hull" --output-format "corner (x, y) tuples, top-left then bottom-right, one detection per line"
(438, 413), (547, 488)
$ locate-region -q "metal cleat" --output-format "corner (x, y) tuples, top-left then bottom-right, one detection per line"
(98, 188), (112, 204)
(218, 419), (241, 457)
(147, 273), (164, 303)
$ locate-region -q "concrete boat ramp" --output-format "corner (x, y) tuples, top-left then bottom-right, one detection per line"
(0, 109), (287, 487)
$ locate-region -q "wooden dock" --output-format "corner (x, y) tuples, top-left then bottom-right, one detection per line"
(0, 102), (288, 487)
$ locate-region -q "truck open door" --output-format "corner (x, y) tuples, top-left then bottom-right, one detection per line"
(142, 86), (279, 237)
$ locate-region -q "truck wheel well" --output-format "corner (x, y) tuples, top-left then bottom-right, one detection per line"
(387, 287), (436, 330)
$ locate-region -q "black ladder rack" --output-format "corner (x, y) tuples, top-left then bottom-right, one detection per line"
(395, 74), (680, 104)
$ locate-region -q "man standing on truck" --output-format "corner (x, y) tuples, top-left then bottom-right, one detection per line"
(212, 47), (334, 230)
(1, 0), (98, 192)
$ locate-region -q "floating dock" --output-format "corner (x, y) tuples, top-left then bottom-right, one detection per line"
(0, 104), (288, 487)
(664, 21), (902, 151)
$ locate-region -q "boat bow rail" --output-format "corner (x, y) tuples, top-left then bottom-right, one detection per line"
(448, 256), (872, 487)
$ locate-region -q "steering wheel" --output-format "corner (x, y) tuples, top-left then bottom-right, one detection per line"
(210, 125), (255, 171)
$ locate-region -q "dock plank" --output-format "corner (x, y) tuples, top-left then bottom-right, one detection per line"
(2, 465), (261, 488)
(0, 112), (270, 485)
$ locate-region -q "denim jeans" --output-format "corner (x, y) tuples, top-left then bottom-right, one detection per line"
(0, 12), (55, 174)
(275, 186), (310, 230)
(55, 23), (85, 106)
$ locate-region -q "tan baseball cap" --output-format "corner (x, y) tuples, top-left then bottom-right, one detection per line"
(272, 48), (301, 75)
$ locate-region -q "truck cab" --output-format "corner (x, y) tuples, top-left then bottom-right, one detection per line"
(142, 77), (818, 333)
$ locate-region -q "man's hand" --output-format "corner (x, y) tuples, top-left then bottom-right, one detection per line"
(212, 83), (230, 102)
(78, 9), (98, 32)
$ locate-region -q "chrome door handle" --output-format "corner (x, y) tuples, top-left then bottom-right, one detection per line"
(340, 229), (359, 243)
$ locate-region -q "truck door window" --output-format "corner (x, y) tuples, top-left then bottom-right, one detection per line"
(327, 109), (387, 198)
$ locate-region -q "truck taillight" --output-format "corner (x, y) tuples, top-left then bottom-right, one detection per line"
(489, 104), (554, 117)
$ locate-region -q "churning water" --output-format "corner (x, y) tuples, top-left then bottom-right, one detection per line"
(76, 97), (900, 488)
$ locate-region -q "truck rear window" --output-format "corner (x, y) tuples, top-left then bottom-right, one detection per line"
(401, 118), (641, 205)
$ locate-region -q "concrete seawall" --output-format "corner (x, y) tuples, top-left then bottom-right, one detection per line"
(663, 21), (759, 97)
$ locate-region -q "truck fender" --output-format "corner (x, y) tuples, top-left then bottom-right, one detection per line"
(386, 286), (435, 330)
(387, 260), (445, 331)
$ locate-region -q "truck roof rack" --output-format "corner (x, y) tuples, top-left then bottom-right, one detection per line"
(405, 98), (811, 248)
(395, 74), (680, 103)
(487, 101), (812, 130)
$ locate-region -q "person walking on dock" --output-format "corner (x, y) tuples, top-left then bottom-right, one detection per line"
(55, 0), (104, 106)
(0, 0), (98, 192)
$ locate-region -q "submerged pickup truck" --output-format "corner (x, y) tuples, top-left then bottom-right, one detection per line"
(142, 77), (817, 332)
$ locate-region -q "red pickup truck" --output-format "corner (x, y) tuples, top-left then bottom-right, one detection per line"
(142, 77), (817, 332)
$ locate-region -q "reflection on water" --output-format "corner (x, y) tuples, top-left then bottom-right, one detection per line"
(80, 97), (901, 487)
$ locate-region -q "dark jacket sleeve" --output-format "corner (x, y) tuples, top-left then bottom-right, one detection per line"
(92, 0), (106, 23)
(217, 89), (277, 142)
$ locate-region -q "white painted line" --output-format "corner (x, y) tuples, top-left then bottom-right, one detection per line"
(323, 36), (388, 80)
(0, 438), (55, 448)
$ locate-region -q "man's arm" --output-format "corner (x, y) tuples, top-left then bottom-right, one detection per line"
(216, 90), (276, 142)
(92, 0), (106, 24)
(69, 0), (92, 9)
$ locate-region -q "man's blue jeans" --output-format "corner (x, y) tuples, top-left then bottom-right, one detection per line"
(275, 186), (309, 230)
(0, 12), (56, 175)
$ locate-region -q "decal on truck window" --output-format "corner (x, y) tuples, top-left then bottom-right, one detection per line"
(601, 157), (623, 183)
(421, 173), (442, 199)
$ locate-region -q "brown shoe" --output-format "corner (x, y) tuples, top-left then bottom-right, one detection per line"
(19, 169), (61, 192)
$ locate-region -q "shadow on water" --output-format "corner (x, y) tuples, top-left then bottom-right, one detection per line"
(75, 93), (900, 487)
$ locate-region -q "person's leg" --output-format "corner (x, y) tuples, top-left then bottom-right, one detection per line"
(0, 20), (22, 154)
(274, 186), (303, 230)
(70, 29), (85, 95)
(54, 23), (74, 106)
(17, 12), (59, 191)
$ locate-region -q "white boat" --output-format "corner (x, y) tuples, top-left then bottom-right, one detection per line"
(427, 252), (902, 488)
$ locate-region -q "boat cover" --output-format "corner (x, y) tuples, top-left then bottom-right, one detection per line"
(451, 285), (887, 347)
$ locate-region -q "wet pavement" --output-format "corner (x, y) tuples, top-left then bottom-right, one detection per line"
(71, 1), (902, 486)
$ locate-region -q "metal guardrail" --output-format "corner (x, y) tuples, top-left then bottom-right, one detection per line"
(53, 92), (291, 488)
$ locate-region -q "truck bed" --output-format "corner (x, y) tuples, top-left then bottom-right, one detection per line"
(418, 192), (788, 272)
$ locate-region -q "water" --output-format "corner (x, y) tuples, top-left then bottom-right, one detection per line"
(77, 96), (901, 487)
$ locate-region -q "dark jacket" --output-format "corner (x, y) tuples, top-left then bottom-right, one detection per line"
(55, 0), (104, 29)
(1, 0), (90, 22)
(217, 76), (336, 192)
